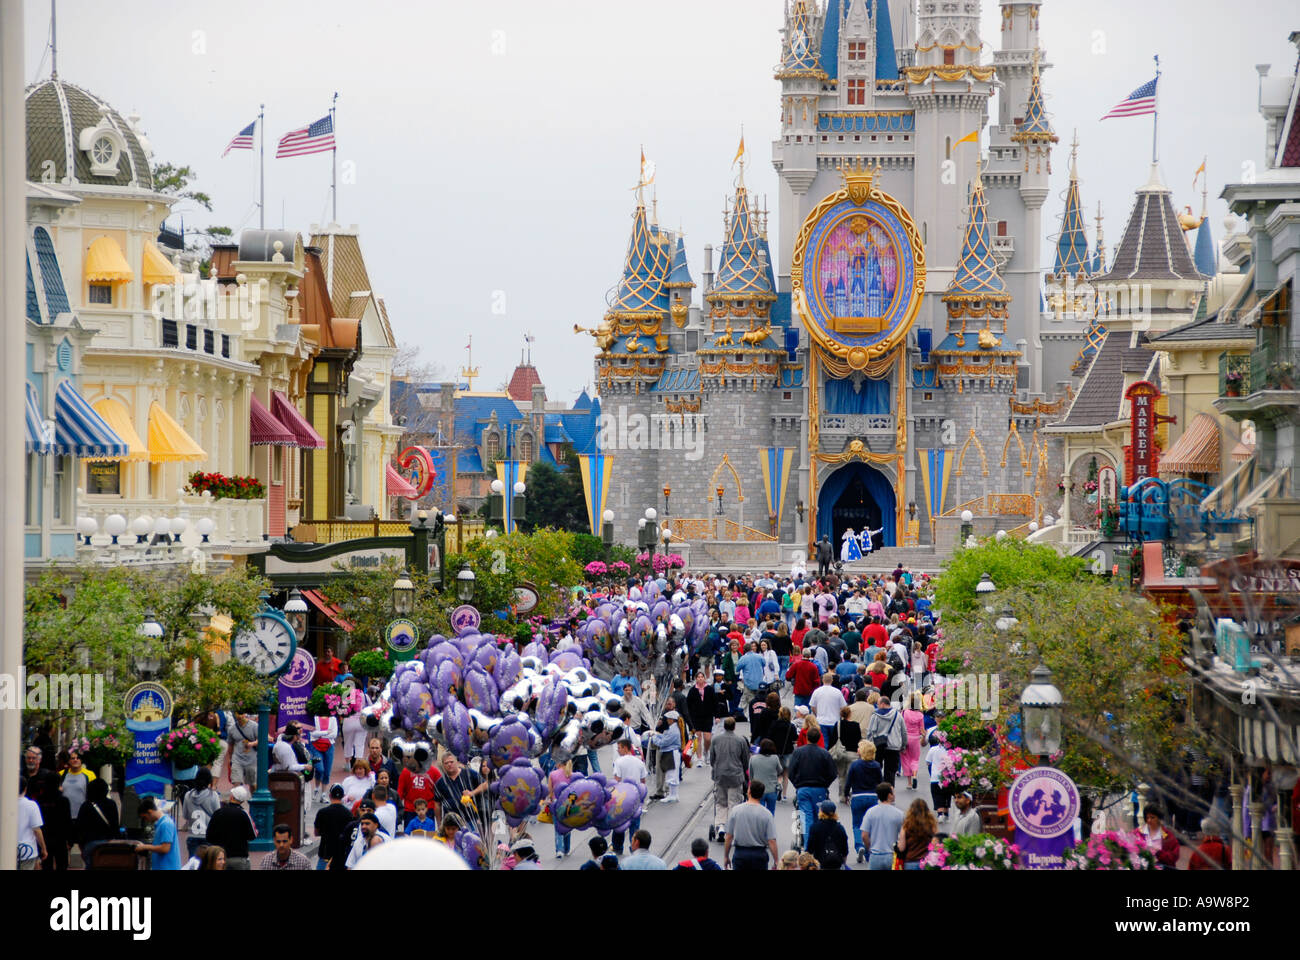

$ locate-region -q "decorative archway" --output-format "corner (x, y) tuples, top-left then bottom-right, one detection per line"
(1001, 421), (1030, 476)
(816, 461), (897, 550)
(954, 428), (989, 478)
(708, 453), (745, 526)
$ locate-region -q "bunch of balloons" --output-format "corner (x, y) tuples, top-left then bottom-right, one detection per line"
(551, 772), (646, 838)
(574, 578), (707, 682)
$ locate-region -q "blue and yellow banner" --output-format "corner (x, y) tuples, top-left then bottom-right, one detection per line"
(920, 448), (953, 524)
(577, 453), (615, 536)
(760, 448), (796, 523)
(496, 460), (528, 534)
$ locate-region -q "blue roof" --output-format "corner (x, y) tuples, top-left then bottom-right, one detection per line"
(772, 291), (792, 326)
(543, 415), (574, 444)
(559, 405), (601, 455)
(1019, 63), (1053, 136)
(25, 253), (39, 324)
(1071, 318), (1107, 373)
(458, 448), (484, 473)
(33, 227), (69, 319)
(711, 188), (775, 298)
(653, 367), (701, 393)
(873, 0), (898, 82)
(818, 0), (841, 79)
(453, 393), (526, 459)
(1193, 217), (1217, 276)
(666, 235), (694, 288)
(931, 332), (985, 354)
(779, 0), (822, 75)
(945, 178), (1009, 298)
(1054, 173), (1090, 277)
(572, 389), (593, 411)
(608, 204), (672, 316)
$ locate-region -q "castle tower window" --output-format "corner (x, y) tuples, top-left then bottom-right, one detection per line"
(848, 41), (867, 61)
(943, 48), (955, 66)
(486, 433), (500, 462)
(946, 136), (952, 160)
(847, 78), (867, 106)
(518, 433), (534, 463)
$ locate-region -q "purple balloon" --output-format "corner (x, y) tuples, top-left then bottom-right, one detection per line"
(494, 648), (522, 691)
(429, 659), (460, 710)
(442, 701), (471, 762)
(535, 681), (567, 739)
(473, 642), (500, 678)
(487, 718), (535, 770)
(430, 640), (463, 672)
(553, 775), (606, 836)
(463, 664), (499, 715)
(584, 620), (613, 660)
(631, 615), (654, 657)
(454, 829), (488, 870)
(597, 779), (644, 834)
(650, 599), (670, 622)
(493, 758), (546, 827)
(551, 649), (584, 673)
(521, 640), (548, 663)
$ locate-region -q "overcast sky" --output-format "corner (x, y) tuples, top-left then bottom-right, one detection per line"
(24, 0), (1299, 400)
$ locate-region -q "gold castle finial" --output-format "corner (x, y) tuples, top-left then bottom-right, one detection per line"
(459, 335), (480, 392)
(840, 158), (876, 206)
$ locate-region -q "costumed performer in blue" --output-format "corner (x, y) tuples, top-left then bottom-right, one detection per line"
(860, 527), (883, 556)
(841, 528), (863, 564)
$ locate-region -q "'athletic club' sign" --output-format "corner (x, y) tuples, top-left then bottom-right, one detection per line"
(1125, 380), (1160, 482)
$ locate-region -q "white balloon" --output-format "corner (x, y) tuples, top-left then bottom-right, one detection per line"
(353, 837), (469, 871)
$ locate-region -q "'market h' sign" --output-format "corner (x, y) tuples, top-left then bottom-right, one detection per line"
(1125, 380), (1160, 483)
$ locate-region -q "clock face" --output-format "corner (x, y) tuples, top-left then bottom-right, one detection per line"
(233, 614), (296, 676)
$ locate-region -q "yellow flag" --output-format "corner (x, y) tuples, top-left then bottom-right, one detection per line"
(733, 135), (746, 165)
(1193, 157), (1206, 190)
(954, 129), (980, 147)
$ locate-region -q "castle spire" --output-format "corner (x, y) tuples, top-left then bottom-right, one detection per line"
(776, 0), (825, 78)
(944, 175), (1011, 307)
(1052, 130), (1090, 278)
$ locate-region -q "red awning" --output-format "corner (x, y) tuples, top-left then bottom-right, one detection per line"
(249, 394), (297, 446)
(386, 462), (418, 498)
(301, 588), (354, 632)
(271, 390), (326, 449)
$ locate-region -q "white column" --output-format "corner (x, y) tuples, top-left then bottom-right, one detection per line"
(0, 0), (26, 871)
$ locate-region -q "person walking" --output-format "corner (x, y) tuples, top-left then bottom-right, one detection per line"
(865, 695), (905, 785)
(846, 742), (883, 862)
(650, 707), (685, 803)
(948, 791), (981, 837)
(900, 691), (927, 790)
(767, 706), (797, 800)
(686, 672), (717, 766)
(723, 780), (780, 871)
(709, 717), (750, 842)
(833, 705), (862, 803)
(897, 798), (938, 870)
(16, 778), (46, 870)
(788, 728), (837, 846)
(306, 714), (339, 806)
(749, 740), (783, 815)
(227, 712), (260, 787)
(1188, 818), (1232, 870)
(75, 778), (119, 868)
(610, 740), (647, 855)
(205, 786), (256, 870)
(861, 781), (905, 871)
(786, 649), (821, 709)
(806, 799), (849, 870)
(809, 672), (845, 752)
(181, 768), (222, 859)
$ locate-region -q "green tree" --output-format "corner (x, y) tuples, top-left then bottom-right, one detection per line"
(519, 459), (587, 533)
(945, 578), (1198, 793)
(932, 538), (1090, 618)
(24, 565), (272, 728)
(151, 161), (213, 211)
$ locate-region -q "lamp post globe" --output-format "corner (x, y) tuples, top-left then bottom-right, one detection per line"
(513, 481), (526, 496)
(490, 479), (504, 495)
(392, 568), (416, 616)
(456, 563), (476, 603)
(603, 510), (615, 523)
(284, 588), (309, 640)
(975, 572), (996, 595)
(644, 507), (657, 521)
(1021, 663), (1064, 762)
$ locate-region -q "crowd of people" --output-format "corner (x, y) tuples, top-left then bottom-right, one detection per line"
(17, 562), (1272, 871)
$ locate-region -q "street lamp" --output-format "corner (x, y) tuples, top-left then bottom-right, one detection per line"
(392, 568), (415, 616)
(960, 509), (974, 543)
(284, 588), (308, 641)
(995, 603), (1019, 633)
(195, 517), (216, 543)
(456, 563), (476, 603)
(512, 481), (527, 523)
(602, 509), (615, 556)
(663, 486), (671, 516)
(135, 611), (164, 679)
(131, 515), (153, 544)
(975, 572), (996, 595)
(76, 516), (97, 546)
(489, 479), (505, 524)
(1020, 663), (1063, 765)
(103, 513), (127, 545)
(715, 485), (725, 516)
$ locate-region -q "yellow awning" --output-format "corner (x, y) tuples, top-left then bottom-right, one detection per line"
(142, 240), (180, 285)
(1158, 413), (1220, 477)
(147, 402), (207, 462)
(85, 236), (133, 284)
(87, 397), (149, 462)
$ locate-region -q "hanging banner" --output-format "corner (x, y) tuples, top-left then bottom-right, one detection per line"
(123, 682), (174, 799)
(1008, 766), (1080, 869)
(1125, 380), (1160, 483)
(577, 453), (614, 536)
(277, 649), (316, 730)
(919, 448), (953, 524)
(760, 448), (796, 527)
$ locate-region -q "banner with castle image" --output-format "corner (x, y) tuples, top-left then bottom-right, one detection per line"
(124, 681), (174, 799)
(816, 213), (899, 330)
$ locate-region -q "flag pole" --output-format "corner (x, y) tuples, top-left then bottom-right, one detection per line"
(258, 103), (265, 229)
(1151, 55), (1160, 165)
(330, 91), (338, 224)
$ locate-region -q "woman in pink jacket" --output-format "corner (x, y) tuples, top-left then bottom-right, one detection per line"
(899, 691), (927, 789)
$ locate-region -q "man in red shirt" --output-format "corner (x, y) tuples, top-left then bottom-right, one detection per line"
(786, 648), (822, 709)
(862, 617), (889, 651)
(397, 753), (441, 829)
(313, 646), (343, 686)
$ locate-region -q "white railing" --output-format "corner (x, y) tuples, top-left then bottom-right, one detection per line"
(820, 414), (895, 435)
(79, 494), (266, 550)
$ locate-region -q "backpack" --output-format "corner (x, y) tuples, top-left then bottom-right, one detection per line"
(886, 648), (906, 673)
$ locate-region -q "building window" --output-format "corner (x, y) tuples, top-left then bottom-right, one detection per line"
(943, 48), (955, 66)
(25, 455), (39, 526)
(854, 135), (861, 142)
(783, 391), (793, 401)
(924, 392), (933, 401)
(848, 41), (867, 61)
(846, 78), (867, 106)
(518, 432), (534, 463)
(272, 445), (284, 484)
(52, 455), (68, 522)
(88, 283), (113, 305)
(946, 136), (952, 160)
(997, 220), (1008, 237)
(86, 461), (121, 496)
(485, 433), (500, 462)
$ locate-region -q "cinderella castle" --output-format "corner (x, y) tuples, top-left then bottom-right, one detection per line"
(577, 0), (1121, 562)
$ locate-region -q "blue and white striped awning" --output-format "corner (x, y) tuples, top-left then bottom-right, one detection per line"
(53, 380), (129, 459)
(25, 382), (52, 455)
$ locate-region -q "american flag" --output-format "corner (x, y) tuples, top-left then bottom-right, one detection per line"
(222, 120), (255, 157)
(276, 115), (335, 158)
(1101, 78), (1158, 120)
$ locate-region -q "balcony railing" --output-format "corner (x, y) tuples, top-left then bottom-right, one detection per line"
(1251, 345), (1300, 392)
(820, 413), (895, 436)
(1218, 352), (1252, 397)
(160, 317), (238, 361)
(80, 495), (266, 550)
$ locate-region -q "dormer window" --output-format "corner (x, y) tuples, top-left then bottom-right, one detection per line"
(91, 135), (115, 165)
(78, 122), (125, 177)
(847, 41), (867, 61)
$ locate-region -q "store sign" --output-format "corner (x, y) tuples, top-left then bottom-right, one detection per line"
(513, 582), (541, 615)
(1009, 766), (1080, 869)
(1125, 381), (1160, 483)
(264, 546), (408, 576)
